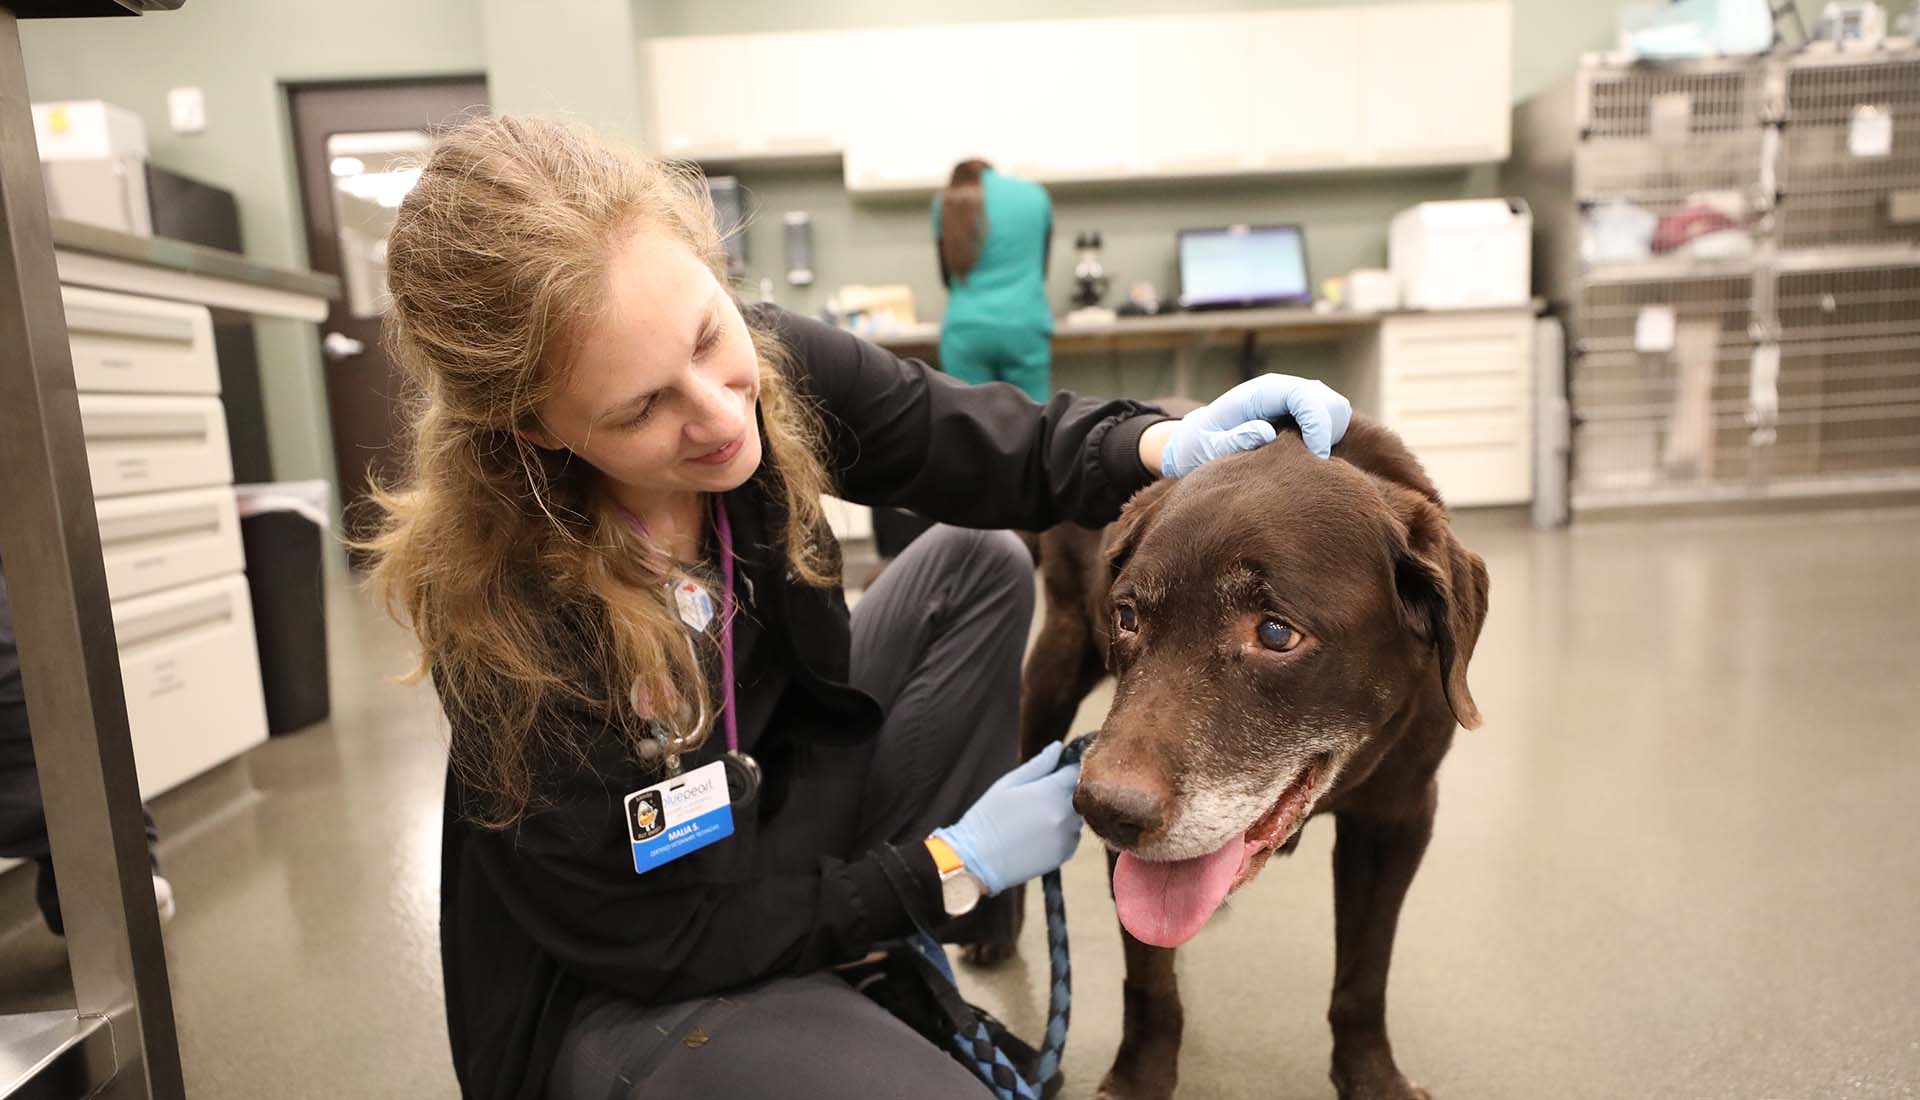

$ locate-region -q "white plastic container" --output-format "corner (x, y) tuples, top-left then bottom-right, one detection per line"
(1390, 198), (1532, 311)
(34, 101), (152, 235)
(31, 99), (148, 161)
(1346, 268), (1400, 313)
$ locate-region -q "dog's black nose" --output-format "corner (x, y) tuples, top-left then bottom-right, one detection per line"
(1076, 779), (1169, 849)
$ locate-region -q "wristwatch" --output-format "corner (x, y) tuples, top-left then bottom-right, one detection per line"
(924, 836), (984, 918)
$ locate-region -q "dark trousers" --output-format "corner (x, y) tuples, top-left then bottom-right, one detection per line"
(0, 564), (159, 934)
(545, 525), (1036, 1100)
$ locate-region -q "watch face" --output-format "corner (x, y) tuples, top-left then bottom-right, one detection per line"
(941, 871), (981, 917)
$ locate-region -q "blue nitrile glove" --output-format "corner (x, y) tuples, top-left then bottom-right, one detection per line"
(1160, 373), (1354, 477)
(932, 740), (1083, 896)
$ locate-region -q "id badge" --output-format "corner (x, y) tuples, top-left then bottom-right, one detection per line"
(624, 759), (734, 873)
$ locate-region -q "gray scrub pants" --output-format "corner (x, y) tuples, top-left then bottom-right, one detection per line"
(546, 525), (1037, 1100)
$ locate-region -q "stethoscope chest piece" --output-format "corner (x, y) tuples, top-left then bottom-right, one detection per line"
(723, 750), (761, 808)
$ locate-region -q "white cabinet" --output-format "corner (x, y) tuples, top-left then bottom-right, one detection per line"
(649, 4), (1513, 189)
(1355, 309), (1535, 507)
(648, 32), (851, 159)
(1014, 20), (1141, 181)
(840, 26), (952, 191)
(1130, 14), (1255, 176)
(63, 272), (272, 799)
(114, 574), (269, 801)
(1360, 3), (1511, 166)
(742, 32), (851, 157)
(1249, 9), (1367, 171)
(821, 496), (873, 543)
(647, 35), (748, 159)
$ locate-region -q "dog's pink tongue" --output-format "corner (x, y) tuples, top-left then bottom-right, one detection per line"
(1113, 838), (1248, 948)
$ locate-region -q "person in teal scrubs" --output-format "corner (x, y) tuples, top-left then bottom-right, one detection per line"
(932, 160), (1054, 401)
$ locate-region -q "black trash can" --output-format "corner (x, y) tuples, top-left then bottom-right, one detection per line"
(235, 482), (331, 735)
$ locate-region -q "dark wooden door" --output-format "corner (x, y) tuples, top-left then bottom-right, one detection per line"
(287, 76), (487, 562)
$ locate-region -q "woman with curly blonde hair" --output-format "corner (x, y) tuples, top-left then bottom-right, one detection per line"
(367, 114), (1348, 1100)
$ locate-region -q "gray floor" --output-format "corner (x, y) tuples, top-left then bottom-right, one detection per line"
(4, 506), (1919, 1099)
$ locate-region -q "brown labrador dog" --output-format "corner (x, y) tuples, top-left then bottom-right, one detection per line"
(1019, 415), (1489, 1100)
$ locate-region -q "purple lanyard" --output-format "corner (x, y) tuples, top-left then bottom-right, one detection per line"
(710, 493), (738, 756)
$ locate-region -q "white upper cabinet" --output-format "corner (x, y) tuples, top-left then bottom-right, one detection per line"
(839, 26), (954, 191)
(645, 3), (1512, 190)
(648, 31), (851, 159)
(1128, 13), (1256, 176)
(1249, 9), (1368, 171)
(1359, 3), (1511, 166)
(742, 32), (852, 157)
(648, 35), (750, 159)
(1006, 19), (1141, 181)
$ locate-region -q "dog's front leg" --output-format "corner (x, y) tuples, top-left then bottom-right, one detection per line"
(1097, 853), (1184, 1100)
(1327, 780), (1437, 1100)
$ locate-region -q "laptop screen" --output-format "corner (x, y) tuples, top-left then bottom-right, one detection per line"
(1177, 225), (1311, 309)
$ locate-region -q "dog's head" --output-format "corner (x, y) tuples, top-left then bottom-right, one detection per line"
(1076, 418), (1488, 948)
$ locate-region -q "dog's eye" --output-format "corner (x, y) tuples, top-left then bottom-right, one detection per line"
(1116, 603), (1138, 633)
(1257, 618), (1301, 653)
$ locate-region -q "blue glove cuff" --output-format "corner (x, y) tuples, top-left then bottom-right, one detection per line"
(930, 825), (1001, 895)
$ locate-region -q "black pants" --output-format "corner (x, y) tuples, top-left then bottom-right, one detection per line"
(545, 525), (1035, 1100)
(0, 564), (159, 934)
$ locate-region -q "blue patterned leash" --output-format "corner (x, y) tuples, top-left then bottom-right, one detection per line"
(910, 733), (1092, 1099)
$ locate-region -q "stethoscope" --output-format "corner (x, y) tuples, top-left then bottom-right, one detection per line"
(709, 494), (761, 807)
(627, 492), (761, 808)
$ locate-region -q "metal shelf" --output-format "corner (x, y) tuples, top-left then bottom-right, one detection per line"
(0, 1013), (114, 1100)
(0, 3), (190, 1100)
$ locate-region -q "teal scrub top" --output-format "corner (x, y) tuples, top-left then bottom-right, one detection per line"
(932, 168), (1053, 336)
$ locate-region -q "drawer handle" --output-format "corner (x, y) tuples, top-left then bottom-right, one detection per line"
(65, 305), (197, 346)
(116, 593), (234, 651)
(99, 505), (224, 548)
(1392, 403), (1521, 417)
(83, 413), (211, 443)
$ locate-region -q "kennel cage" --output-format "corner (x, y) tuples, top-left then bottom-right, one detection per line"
(1777, 50), (1920, 250)
(1510, 46), (1920, 513)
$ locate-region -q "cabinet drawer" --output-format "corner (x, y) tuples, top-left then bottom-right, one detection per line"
(821, 496), (873, 542)
(1385, 407), (1528, 449)
(1382, 373), (1531, 420)
(1415, 441), (1534, 507)
(79, 394), (233, 497)
(114, 573), (268, 799)
(1379, 311), (1535, 379)
(95, 487), (244, 600)
(63, 285), (219, 395)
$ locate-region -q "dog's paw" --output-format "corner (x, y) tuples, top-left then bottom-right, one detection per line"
(1332, 1060), (1432, 1100)
(957, 939), (1019, 967)
(1093, 1068), (1175, 1100)
(1095, 1037), (1179, 1100)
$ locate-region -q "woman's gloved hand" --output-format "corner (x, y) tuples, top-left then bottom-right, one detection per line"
(1155, 373), (1354, 477)
(931, 740), (1083, 896)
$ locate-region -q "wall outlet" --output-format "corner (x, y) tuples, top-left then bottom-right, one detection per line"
(167, 86), (206, 135)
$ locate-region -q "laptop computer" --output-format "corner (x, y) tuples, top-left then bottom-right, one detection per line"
(1176, 224), (1313, 311)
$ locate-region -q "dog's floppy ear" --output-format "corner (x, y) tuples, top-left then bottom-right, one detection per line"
(1390, 495), (1490, 730)
(1103, 478), (1177, 581)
